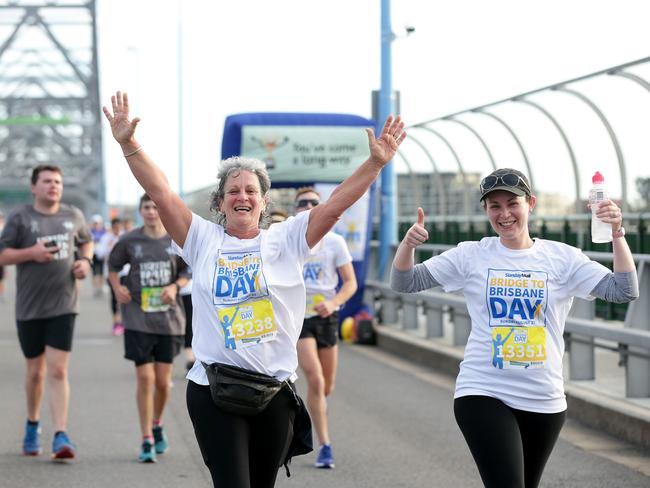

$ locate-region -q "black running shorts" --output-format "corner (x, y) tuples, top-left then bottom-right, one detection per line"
(124, 329), (183, 366)
(299, 312), (338, 348)
(17, 314), (76, 358)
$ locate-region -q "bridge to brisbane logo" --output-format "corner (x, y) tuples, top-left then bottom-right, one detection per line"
(212, 250), (269, 307)
(486, 269), (548, 327)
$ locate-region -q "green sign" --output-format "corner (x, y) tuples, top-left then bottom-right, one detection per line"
(241, 125), (370, 182)
(0, 187), (31, 204)
(0, 115), (71, 126)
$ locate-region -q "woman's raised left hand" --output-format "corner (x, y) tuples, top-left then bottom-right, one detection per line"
(365, 115), (406, 167)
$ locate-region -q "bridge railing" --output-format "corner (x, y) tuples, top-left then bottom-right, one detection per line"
(389, 213), (650, 254)
(364, 241), (650, 399)
(372, 212), (650, 321)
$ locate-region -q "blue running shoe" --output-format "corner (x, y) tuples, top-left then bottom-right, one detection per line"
(52, 431), (76, 460)
(23, 421), (42, 456)
(152, 425), (168, 454)
(139, 440), (156, 463)
(315, 444), (335, 469)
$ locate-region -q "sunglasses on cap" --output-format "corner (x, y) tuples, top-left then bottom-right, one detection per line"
(480, 173), (531, 195)
(295, 199), (320, 208)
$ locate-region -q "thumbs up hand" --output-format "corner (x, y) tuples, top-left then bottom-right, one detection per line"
(404, 207), (429, 249)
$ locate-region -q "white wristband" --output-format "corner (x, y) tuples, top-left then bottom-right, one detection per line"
(123, 146), (142, 158)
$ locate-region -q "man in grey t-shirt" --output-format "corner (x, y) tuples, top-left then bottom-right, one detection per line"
(108, 194), (188, 463)
(0, 165), (92, 460)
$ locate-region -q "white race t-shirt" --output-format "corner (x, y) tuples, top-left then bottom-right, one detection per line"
(175, 211), (311, 384)
(303, 232), (352, 318)
(424, 237), (609, 413)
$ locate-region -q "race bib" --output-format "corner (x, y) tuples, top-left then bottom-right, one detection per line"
(217, 298), (278, 350)
(305, 293), (325, 317)
(486, 268), (548, 369)
(141, 287), (170, 313)
(491, 326), (547, 369)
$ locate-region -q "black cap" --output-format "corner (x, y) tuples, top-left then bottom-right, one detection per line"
(479, 168), (531, 201)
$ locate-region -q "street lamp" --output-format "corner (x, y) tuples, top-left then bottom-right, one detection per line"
(177, 0), (184, 199)
(377, 0), (395, 281)
(377, 1), (413, 279)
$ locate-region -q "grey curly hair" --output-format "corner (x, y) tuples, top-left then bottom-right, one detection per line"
(210, 156), (272, 228)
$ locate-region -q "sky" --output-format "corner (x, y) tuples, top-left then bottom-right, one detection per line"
(97, 0), (650, 209)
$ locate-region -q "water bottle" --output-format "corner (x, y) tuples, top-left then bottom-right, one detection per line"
(589, 171), (612, 243)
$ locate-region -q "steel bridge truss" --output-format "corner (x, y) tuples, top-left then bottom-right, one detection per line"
(0, 0), (103, 214)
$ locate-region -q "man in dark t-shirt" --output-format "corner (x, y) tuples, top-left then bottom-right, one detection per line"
(0, 165), (93, 460)
(108, 194), (188, 463)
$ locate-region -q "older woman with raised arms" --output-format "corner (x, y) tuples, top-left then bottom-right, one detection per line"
(103, 91), (405, 488)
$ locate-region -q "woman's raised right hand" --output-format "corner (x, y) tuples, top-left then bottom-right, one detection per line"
(102, 91), (141, 145)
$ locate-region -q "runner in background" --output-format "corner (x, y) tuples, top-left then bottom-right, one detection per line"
(123, 217), (134, 233)
(270, 208), (288, 224)
(295, 187), (357, 469)
(96, 217), (124, 335)
(0, 164), (93, 460)
(108, 194), (189, 463)
(90, 214), (106, 297)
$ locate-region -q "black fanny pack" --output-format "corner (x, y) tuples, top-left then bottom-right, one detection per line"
(201, 361), (285, 416)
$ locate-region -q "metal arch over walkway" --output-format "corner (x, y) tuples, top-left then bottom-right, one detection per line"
(513, 96), (581, 211)
(410, 125), (471, 216)
(472, 107), (535, 192)
(393, 149), (423, 211)
(440, 116), (497, 171)
(554, 85), (629, 211)
(400, 131), (447, 216)
(406, 56), (650, 213)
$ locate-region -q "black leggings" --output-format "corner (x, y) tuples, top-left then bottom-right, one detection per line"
(454, 395), (566, 488)
(186, 380), (295, 488)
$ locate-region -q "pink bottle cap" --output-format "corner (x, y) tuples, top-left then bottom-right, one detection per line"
(592, 171), (604, 184)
